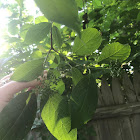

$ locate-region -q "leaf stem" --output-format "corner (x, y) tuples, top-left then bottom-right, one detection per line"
(51, 27), (53, 50)
(43, 49), (51, 68)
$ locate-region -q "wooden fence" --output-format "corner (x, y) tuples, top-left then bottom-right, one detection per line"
(91, 71), (140, 140)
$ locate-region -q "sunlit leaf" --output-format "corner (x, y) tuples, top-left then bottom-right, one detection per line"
(25, 22), (52, 45)
(50, 79), (65, 95)
(73, 28), (102, 56)
(98, 42), (131, 62)
(31, 50), (43, 59)
(48, 53), (60, 68)
(92, 0), (102, 8)
(41, 93), (77, 140)
(11, 58), (44, 82)
(35, 16), (48, 24)
(23, 16), (34, 23)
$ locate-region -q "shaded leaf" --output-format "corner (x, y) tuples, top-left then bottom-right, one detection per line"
(71, 67), (83, 86)
(41, 93), (77, 140)
(73, 28), (102, 56)
(25, 22), (52, 45)
(34, 0), (81, 36)
(70, 75), (98, 129)
(8, 20), (20, 35)
(136, 12), (140, 23)
(52, 26), (62, 48)
(98, 42), (131, 62)
(0, 92), (37, 140)
(20, 24), (33, 40)
(11, 58), (44, 82)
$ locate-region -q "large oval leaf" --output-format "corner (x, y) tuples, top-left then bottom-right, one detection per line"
(41, 93), (77, 140)
(70, 74), (98, 129)
(98, 42), (131, 62)
(11, 58), (44, 82)
(0, 91), (37, 140)
(73, 28), (102, 56)
(34, 0), (81, 36)
(25, 22), (52, 45)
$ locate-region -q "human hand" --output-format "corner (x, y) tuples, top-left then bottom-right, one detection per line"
(0, 73), (13, 87)
(0, 70), (47, 112)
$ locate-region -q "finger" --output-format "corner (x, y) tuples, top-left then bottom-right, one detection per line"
(1, 73), (13, 81)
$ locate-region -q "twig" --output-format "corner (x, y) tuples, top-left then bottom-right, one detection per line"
(51, 27), (53, 50)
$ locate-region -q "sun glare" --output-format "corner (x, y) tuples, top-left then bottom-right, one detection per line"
(0, 0), (37, 56)
(24, 0), (37, 16)
(0, 8), (9, 56)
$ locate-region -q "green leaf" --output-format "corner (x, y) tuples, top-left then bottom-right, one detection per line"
(34, 0), (81, 36)
(15, 0), (23, 7)
(70, 75), (98, 129)
(71, 67), (83, 86)
(23, 16), (34, 23)
(52, 26), (62, 48)
(35, 16), (48, 24)
(11, 58), (44, 82)
(102, 0), (116, 5)
(48, 53), (60, 68)
(92, 0), (102, 8)
(136, 12), (140, 23)
(8, 20), (20, 35)
(0, 92), (37, 140)
(25, 22), (52, 45)
(75, 0), (83, 8)
(98, 42), (131, 62)
(47, 69), (65, 95)
(50, 79), (65, 95)
(20, 24), (33, 40)
(41, 93), (77, 140)
(31, 50), (43, 59)
(73, 28), (102, 56)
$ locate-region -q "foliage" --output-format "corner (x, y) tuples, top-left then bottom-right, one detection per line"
(0, 0), (140, 139)
(0, 91), (37, 140)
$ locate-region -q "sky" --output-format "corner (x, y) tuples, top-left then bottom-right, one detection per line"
(0, 0), (36, 55)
